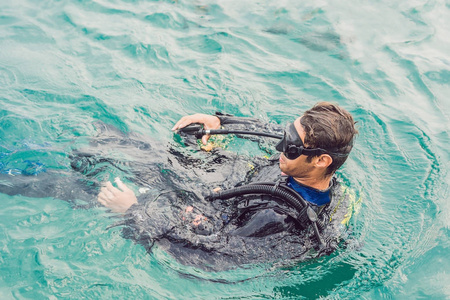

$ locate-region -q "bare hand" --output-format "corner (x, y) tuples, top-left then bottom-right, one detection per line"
(97, 178), (137, 213)
(172, 113), (220, 145)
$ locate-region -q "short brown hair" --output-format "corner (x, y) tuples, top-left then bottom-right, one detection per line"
(300, 102), (358, 175)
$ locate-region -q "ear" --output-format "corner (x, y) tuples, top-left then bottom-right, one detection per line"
(315, 154), (333, 169)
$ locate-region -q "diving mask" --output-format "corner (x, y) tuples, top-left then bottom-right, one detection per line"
(275, 123), (349, 160)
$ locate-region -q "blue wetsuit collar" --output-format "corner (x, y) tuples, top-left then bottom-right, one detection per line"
(286, 176), (331, 206)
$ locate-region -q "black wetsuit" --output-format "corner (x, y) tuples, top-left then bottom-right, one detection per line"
(111, 115), (352, 270)
(0, 116), (354, 271)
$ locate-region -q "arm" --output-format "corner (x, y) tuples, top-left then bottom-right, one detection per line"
(98, 179), (215, 235)
(172, 112), (283, 145)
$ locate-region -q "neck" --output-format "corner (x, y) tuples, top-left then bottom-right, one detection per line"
(291, 175), (332, 190)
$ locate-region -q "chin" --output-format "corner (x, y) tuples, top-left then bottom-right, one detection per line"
(279, 166), (290, 176)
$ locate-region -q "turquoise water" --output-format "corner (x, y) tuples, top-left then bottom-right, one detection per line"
(1, 0), (449, 298)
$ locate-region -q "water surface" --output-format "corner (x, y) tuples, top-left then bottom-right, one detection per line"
(1, 0), (449, 299)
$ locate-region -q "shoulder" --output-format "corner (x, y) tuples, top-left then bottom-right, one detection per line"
(245, 153), (281, 183)
(326, 178), (363, 227)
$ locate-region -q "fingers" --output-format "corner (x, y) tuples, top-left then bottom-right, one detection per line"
(105, 181), (120, 195)
(97, 181), (120, 206)
(98, 179), (132, 198)
(192, 215), (202, 226)
(172, 114), (220, 131)
(201, 134), (211, 145)
(114, 177), (131, 193)
(97, 179), (137, 212)
(97, 196), (107, 206)
(100, 185), (114, 198)
(172, 116), (193, 131)
(192, 214), (207, 226)
(97, 188), (111, 206)
(172, 114), (221, 147)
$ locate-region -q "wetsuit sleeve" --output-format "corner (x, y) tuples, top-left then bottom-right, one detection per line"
(121, 191), (221, 250)
(122, 200), (172, 240)
(119, 193), (314, 269)
(214, 112), (283, 133)
(215, 112), (264, 126)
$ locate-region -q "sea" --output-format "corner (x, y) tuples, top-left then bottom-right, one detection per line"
(0, 0), (449, 299)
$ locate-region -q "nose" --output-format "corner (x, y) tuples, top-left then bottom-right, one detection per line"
(275, 138), (285, 152)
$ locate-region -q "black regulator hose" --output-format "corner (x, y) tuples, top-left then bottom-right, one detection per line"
(208, 183), (325, 247)
(178, 124), (283, 140)
(210, 184), (305, 213)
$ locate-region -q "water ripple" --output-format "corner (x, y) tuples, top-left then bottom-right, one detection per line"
(1, 0), (449, 298)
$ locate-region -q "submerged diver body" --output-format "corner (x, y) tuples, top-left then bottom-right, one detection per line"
(97, 102), (359, 270)
(0, 102), (358, 270)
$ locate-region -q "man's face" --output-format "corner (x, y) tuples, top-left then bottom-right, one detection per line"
(278, 117), (315, 178)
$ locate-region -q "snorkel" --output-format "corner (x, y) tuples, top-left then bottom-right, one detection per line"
(178, 123), (348, 159)
(178, 123), (283, 140)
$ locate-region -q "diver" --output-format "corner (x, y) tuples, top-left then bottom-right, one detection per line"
(97, 102), (359, 270)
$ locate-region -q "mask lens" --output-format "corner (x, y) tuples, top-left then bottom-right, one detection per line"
(276, 123), (304, 160)
(285, 145), (301, 160)
(275, 135), (286, 153)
